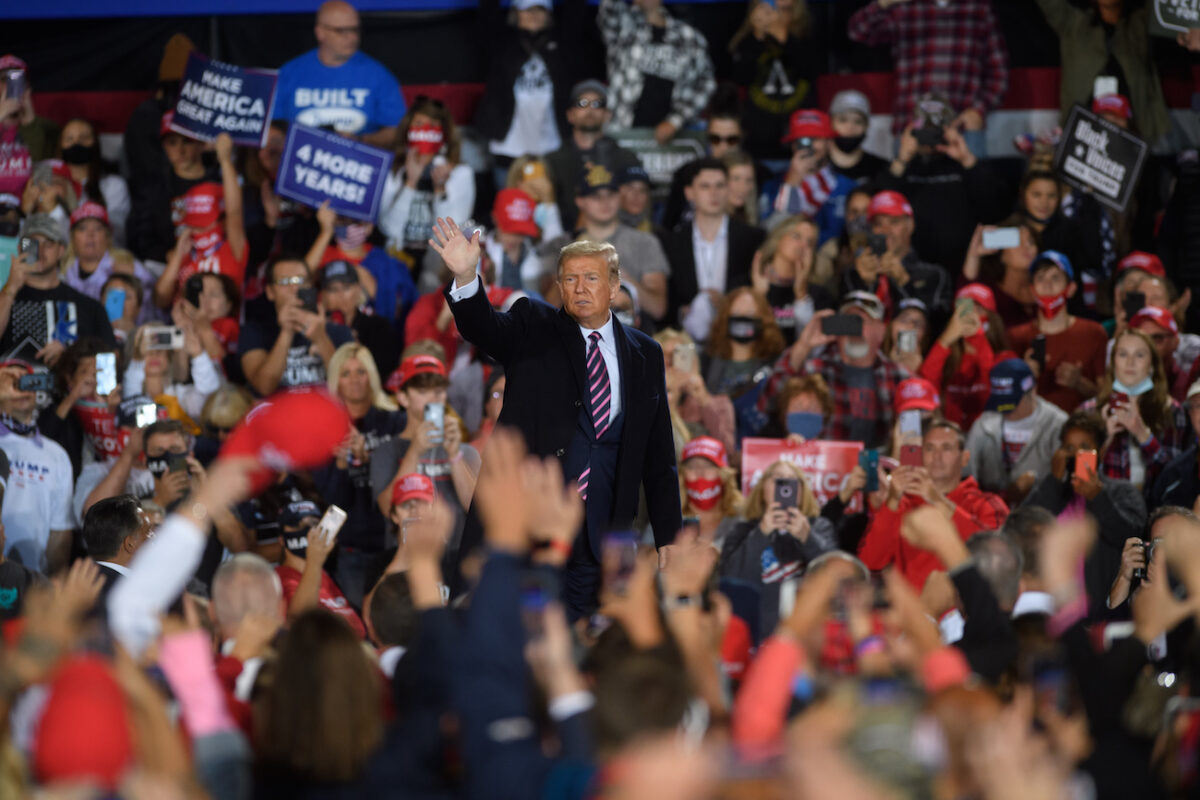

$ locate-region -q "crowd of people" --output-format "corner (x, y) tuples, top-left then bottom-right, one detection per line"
(4, 0), (1200, 797)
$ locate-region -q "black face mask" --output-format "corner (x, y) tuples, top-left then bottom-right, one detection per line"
(145, 456), (170, 478)
(0, 221), (18, 238)
(727, 315), (760, 344)
(61, 143), (98, 166)
(833, 134), (866, 155)
(283, 525), (313, 560)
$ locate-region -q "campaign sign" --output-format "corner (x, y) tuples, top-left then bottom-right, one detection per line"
(275, 124), (393, 222)
(171, 52), (278, 148)
(1151, 0), (1200, 35)
(741, 438), (864, 512)
(612, 128), (707, 186)
(1053, 105), (1148, 214)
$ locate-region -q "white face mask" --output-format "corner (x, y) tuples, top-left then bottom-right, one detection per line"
(843, 340), (871, 360)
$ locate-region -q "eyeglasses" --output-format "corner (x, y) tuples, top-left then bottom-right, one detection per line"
(275, 276), (309, 287)
(1145, 332), (1171, 344)
(708, 134), (741, 146)
(575, 98), (605, 110)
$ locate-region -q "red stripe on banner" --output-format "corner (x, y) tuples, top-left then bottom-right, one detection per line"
(33, 83), (487, 135)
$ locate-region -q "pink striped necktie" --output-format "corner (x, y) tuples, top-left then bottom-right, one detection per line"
(577, 330), (611, 501)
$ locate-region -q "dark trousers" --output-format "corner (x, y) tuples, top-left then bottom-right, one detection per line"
(562, 534), (601, 623)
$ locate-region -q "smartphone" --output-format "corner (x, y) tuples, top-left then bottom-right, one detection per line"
(135, 403), (158, 428)
(104, 288), (126, 323)
(866, 233), (888, 257)
(1133, 539), (1153, 582)
(773, 477), (799, 510)
(858, 449), (879, 492)
(672, 343), (696, 373)
(1122, 291), (1146, 320)
(17, 236), (37, 262)
(897, 329), (918, 354)
(900, 444), (923, 468)
(601, 530), (638, 596)
(17, 372), (53, 393)
(1074, 449), (1097, 482)
(898, 409), (923, 439)
(981, 227), (1021, 250)
(956, 297), (975, 319)
(820, 314), (864, 338)
(1094, 76), (1119, 102)
(144, 325), (184, 351)
(184, 274), (205, 309)
(4, 69), (26, 103)
(297, 286), (319, 313)
(1031, 652), (1074, 715)
(913, 124), (945, 147)
(423, 402), (444, 444)
(167, 453), (190, 474)
(316, 505), (348, 545)
(95, 352), (117, 397)
(1031, 335), (1046, 369)
(1110, 391), (1129, 411)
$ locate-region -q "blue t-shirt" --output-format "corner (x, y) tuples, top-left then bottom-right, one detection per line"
(274, 50), (406, 135)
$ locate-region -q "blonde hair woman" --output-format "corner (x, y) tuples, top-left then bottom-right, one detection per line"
(678, 436), (745, 547)
(718, 457), (837, 634)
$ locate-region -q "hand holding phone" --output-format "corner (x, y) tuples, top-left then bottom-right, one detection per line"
(316, 505), (348, 545)
(981, 227), (1020, 250)
(858, 450), (879, 492)
(423, 402), (444, 444)
(773, 477), (800, 510)
(95, 352), (117, 397)
(821, 314), (864, 338)
(1073, 449), (1097, 482)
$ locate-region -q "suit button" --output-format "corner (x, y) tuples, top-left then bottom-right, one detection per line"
(574, 400), (582, 408)
(555, 448), (565, 457)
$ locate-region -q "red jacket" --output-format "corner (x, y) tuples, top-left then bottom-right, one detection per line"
(858, 476), (1009, 590)
(918, 331), (995, 430)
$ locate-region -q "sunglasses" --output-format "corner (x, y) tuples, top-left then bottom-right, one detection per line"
(708, 134), (741, 146)
(575, 98), (606, 110)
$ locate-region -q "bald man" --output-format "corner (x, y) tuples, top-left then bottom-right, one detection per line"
(274, 0), (405, 147)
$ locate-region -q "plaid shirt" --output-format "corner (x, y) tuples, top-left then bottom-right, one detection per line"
(757, 344), (910, 449)
(847, 0), (1008, 134)
(598, 0), (716, 131)
(1080, 397), (1193, 490)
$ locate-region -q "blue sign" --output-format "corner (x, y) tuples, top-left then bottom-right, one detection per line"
(275, 124), (393, 222)
(171, 52), (278, 148)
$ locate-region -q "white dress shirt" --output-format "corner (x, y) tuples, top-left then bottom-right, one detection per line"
(449, 276), (623, 424)
(691, 215), (729, 292)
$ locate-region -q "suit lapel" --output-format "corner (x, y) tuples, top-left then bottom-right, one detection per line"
(554, 308), (589, 399)
(612, 317), (639, 434)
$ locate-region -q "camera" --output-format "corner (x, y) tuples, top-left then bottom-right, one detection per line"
(1133, 539), (1158, 582)
(866, 233), (888, 257)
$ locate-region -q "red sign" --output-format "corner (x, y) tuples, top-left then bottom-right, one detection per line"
(740, 438), (864, 511)
(73, 401), (130, 461)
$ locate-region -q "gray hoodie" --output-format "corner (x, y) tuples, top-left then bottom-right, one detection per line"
(965, 396), (1067, 496)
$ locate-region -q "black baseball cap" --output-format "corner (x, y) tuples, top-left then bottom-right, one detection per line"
(320, 260), (359, 289)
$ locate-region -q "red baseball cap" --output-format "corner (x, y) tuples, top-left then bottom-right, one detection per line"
(392, 472), (435, 506)
(70, 201), (110, 229)
(176, 182), (224, 230)
(386, 354), (448, 394)
(895, 377), (941, 413)
(492, 188), (540, 237)
(0, 55), (28, 72)
(955, 283), (997, 314)
(681, 435), (728, 468)
(1130, 305), (1179, 337)
(1092, 94), (1132, 121)
(219, 387), (353, 496)
(782, 109), (835, 143)
(33, 656), (134, 790)
(1116, 251), (1165, 279)
(867, 190), (913, 220)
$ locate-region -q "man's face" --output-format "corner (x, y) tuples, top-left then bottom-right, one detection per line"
(922, 426), (966, 486)
(0, 367), (35, 419)
(684, 169), (728, 218)
(29, 233), (65, 274)
(1134, 320), (1176, 365)
(321, 279), (359, 317)
(619, 181), (651, 218)
(870, 213), (913, 254)
(400, 384), (447, 419)
(145, 431), (189, 459)
(267, 260), (311, 309)
(1060, 426), (1098, 458)
(576, 188), (619, 227)
(845, 193), (871, 227)
(124, 509), (154, 556)
(837, 307), (885, 360)
(707, 118), (742, 158)
(516, 5), (550, 31)
(832, 111), (867, 138)
(315, 3), (361, 62)
(72, 219), (109, 262)
(567, 92), (609, 134)
(558, 255), (618, 329)
(1032, 266), (1071, 300)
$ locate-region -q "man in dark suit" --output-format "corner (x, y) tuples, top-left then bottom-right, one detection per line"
(432, 218), (682, 617)
(660, 157), (766, 335)
(82, 494), (152, 610)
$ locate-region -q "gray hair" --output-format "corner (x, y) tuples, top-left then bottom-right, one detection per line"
(967, 531), (1023, 611)
(557, 240), (620, 281)
(211, 553), (283, 637)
